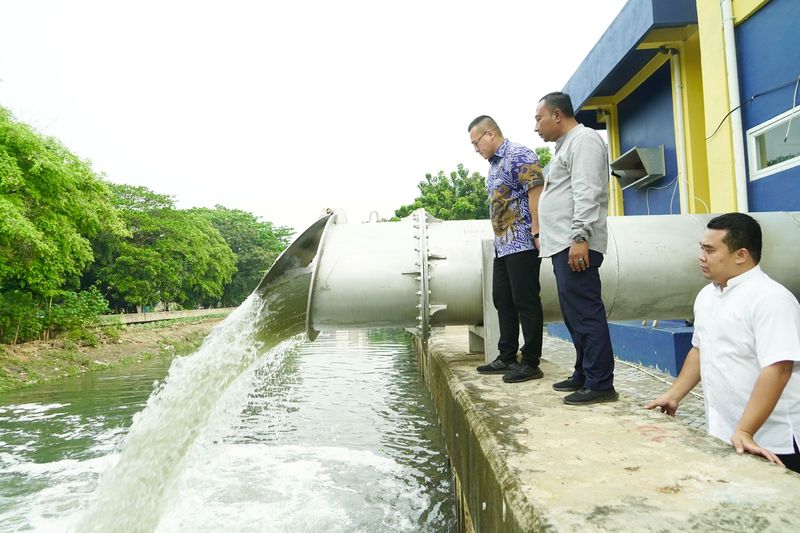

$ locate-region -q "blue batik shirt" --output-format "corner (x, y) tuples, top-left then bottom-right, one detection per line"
(487, 139), (544, 257)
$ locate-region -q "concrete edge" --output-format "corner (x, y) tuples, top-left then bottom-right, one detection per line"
(419, 335), (548, 532)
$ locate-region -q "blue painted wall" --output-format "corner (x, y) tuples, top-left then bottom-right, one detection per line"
(736, 0), (800, 211)
(576, 110), (606, 131)
(563, 0), (696, 110)
(547, 320), (694, 377)
(617, 62), (680, 215)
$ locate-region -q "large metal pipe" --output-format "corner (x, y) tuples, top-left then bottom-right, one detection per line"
(258, 210), (800, 341)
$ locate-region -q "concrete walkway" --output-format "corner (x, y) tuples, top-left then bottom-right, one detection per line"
(542, 333), (708, 432)
(425, 327), (800, 532)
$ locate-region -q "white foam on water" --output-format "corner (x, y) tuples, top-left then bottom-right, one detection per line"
(156, 443), (430, 533)
(0, 403), (69, 415)
(1, 454), (109, 477)
(143, 328), (436, 533)
(0, 407), (137, 532)
(0, 452), (116, 533)
(73, 294), (285, 532)
(159, 346), (429, 530)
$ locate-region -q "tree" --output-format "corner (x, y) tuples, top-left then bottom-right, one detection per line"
(0, 106), (126, 297)
(0, 107), (126, 343)
(109, 183), (174, 211)
(535, 146), (552, 168)
(395, 164), (488, 220)
(191, 206), (293, 306)
(98, 184), (237, 310)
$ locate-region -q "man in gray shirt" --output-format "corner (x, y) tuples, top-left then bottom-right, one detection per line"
(534, 92), (617, 405)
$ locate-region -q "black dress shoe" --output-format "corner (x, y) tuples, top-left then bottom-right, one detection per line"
(476, 357), (519, 374)
(563, 387), (619, 405)
(552, 377), (585, 392)
(503, 364), (544, 383)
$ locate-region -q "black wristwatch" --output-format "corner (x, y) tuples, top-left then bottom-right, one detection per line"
(572, 234), (587, 244)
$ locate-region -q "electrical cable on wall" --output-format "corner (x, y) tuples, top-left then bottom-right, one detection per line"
(694, 196), (710, 213)
(645, 175), (679, 216)
(784, 75), (799, 143)
(706, 74), (800, 141)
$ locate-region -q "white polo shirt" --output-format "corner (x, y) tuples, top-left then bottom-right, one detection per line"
(692, 265), (800, 454)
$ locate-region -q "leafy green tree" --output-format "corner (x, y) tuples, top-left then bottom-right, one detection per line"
(0, 107), (125, 343)
(0, 287), (110, 344)
(395, 164), (488, 220)
(0, 107), (126, 297)
(535, 146), (552, 168)
(0, 290), (40, 343)
(109, 183), (175, 211)
(80, 184), (175, 308)
(44, 287), (109, 333)
(191, 206), (293, 306)
(98, 184), (236, 310)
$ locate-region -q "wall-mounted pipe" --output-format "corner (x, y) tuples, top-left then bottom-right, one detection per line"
(721, 0), (749, 212)
(259, 210), (800, 341)
(661, 46), (690, 214)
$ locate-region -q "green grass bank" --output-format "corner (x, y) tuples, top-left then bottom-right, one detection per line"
(0, 314), (229, 393)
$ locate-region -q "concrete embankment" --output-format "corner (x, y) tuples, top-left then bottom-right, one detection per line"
(98, 308), (235, 325)
(0, 314), (230, 392)
(419, 327), (800, 532)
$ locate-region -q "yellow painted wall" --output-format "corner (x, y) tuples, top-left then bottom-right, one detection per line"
(607, 105), (624, 215)
(615, 55), (670, 103)
(696, 0), (739, 212)
(733, 0), (770, 23)
(677, 33), (711, 214)
(580, 103), (623, 215)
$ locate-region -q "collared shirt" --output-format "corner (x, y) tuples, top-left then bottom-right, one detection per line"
(537, 124), (609, 258)
(692, 265), (800, 454)
(487, 139), (543, 257)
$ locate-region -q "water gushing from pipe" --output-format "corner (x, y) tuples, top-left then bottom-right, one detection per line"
(75, 218), (323, 531)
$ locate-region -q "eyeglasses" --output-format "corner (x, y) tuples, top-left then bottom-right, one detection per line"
(471, 129), (492, 147)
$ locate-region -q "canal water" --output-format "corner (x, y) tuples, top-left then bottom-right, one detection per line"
(0, 318), (455, 531)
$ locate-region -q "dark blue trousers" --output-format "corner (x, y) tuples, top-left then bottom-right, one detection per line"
(493, 249), (543, 367)
(777, 438), (800, 474)
(551, 248), (614, 390)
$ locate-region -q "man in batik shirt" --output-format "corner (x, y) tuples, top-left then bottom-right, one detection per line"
(468, 115), (545, 383)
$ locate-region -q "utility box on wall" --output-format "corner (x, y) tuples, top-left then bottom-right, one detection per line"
(611, 145), (666, 190)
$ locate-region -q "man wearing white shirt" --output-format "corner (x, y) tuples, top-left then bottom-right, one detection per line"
(647, 213), (800, 472)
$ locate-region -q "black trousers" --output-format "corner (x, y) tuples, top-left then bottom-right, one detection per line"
(551, 248), (615, 390)
(492, 248), (543, 367)
(777, 437), (800, 474)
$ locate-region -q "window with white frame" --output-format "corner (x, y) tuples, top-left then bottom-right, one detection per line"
(747, 105), (800, 180)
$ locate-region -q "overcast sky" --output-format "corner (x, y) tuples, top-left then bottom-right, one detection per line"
(0, 0), (627, 232)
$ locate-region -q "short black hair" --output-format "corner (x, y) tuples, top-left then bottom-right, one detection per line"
(467, 115), (501, 136)
(707, 212), (762, 264)
(539, 92), (575, 118)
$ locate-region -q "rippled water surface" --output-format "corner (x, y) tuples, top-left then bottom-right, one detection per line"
(0, 329), (455, 532)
